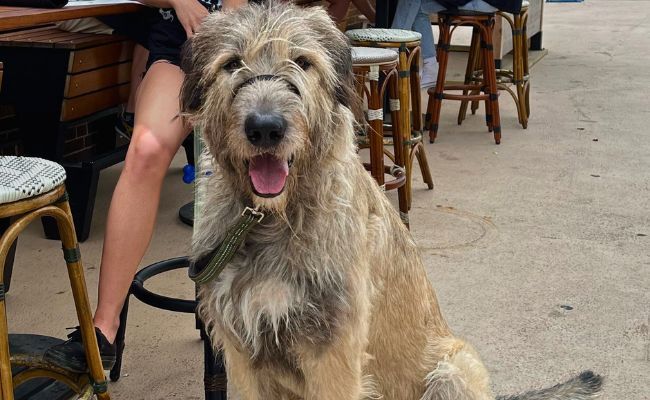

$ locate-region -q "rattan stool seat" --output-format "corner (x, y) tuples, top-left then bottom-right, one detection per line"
(0, 157), (66, 205)
(352, 47), (398, 66)
(346, 28), (421, 43)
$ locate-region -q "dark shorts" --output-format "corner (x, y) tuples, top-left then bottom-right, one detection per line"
(97, 9), (154, 49)
(144, 0), (263, 70)
(147, 1), (217, 69)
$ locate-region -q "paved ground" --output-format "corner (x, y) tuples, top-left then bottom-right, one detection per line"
(6, 1), (649, 398)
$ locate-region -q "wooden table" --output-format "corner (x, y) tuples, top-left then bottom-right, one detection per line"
(0, 2), (142, 32)
(0, 1), (144, 242)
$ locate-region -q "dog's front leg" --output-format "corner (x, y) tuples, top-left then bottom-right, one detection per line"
(222, 342), (266, 400)
(299, 341), (365, 400)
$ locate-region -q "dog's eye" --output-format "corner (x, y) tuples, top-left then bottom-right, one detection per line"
(223, 58), (242, 72)
(295, 57), (311, 71)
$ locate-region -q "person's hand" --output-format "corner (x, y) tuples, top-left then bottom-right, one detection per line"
(171, 0), (209, 38)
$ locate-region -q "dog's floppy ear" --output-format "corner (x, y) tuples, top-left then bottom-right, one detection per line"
(331, 37), (356, 108)
(330, 32), (365, 124)
(306, 9), (363, 120)
(180, 38), (204, 115)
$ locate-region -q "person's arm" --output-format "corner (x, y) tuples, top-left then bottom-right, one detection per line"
(137, 0), (176, 7)
(139, 0), (247, 38)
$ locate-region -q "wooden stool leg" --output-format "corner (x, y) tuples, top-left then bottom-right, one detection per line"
(414, 143), (434, 190)
(0, 216), (20, 399)
(407, 45), (434, 192)
(0, 283), (13, 400)
(522, 9), (531, 125)
(458, 27), (481, 125)
(479, 34), (494, 133)
(54, 197), (110, 400)
(512, 12), (527, 129)
(427, 15), (451, 143)
(397, 43), (414, 208)
(388, 70), (409, 227)
(481, 17), (501, 144)
(368, 65), (385, 186)
(471, 38), (483, 116)
(521, 14), (530, 121)
(409, 46), (423, 133)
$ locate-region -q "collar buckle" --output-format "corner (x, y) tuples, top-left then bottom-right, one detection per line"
(242, 206), (265, 223)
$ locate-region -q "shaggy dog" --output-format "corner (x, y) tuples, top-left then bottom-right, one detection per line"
(181, 2), (603, 399)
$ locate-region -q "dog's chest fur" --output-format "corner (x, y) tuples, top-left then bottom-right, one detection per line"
(202, 221), (353, 374)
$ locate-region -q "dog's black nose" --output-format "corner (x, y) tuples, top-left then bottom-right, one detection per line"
(244, 112), (287, 148)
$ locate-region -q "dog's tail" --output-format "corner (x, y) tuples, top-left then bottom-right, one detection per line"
(496, 370), (603, 400)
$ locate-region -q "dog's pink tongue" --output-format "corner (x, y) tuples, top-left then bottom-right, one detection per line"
(248, 154), (289, 195)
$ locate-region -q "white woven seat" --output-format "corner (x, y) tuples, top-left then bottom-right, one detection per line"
(0, 156), (66, 204)
(346, 28), (421, 43)
(522, 0), (529, 8)
(352, 47), (398, 66)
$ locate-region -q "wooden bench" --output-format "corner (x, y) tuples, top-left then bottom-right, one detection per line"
(0, 26), (134, 241)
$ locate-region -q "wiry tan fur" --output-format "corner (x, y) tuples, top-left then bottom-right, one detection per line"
(180, 3), (603, 399)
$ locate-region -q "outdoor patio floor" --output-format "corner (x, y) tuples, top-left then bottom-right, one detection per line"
(5, 0), (649, 398)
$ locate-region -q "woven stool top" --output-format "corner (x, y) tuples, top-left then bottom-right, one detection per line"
(346, 28), (421, 43)
(0, 156), (66, 204)
(522, 0), (529, 8)
(352, 47), (398, 66)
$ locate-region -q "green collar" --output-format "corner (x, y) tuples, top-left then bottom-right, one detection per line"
(189, 206), (265, 284)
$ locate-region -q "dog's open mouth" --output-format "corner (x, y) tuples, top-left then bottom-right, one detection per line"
(247, 154), (293, 198)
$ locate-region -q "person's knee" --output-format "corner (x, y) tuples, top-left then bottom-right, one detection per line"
(125, 127), (177, 179)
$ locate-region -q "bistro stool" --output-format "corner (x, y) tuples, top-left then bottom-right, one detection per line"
(352, 47), (409, 226)
(0, 156), (109, 400)
(347, 29), (434, 208)
(425, 10), (502, 144)
(458, 1), (531, 128)
(109, 257), (226, 400)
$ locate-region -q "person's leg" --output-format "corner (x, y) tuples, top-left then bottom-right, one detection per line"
(390, 0), (421, 30)
(43, 61), (191, 372)
(328, 0), (352, 25)
(412, 8), (437, 87)
(125, 44), (149, 114)
(94, 61), (192, 343)
(351, 0), (375, 23)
